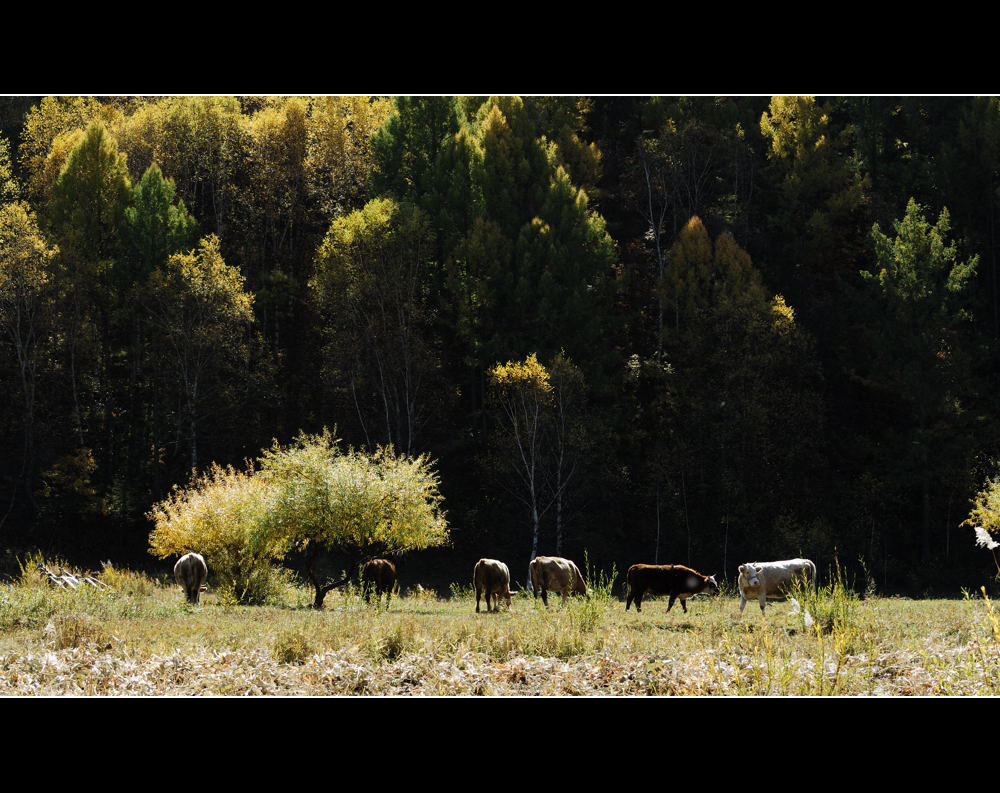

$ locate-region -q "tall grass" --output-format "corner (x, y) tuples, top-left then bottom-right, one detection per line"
(3, 561), (1000, 694)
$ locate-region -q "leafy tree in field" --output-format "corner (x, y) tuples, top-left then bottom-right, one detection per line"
(149, 430), (449, 607)
(259, 430), (449, 608)
(487, 353), (552, 567)
(486, 352), (590, 565)
(143, 234), (255, 471)
(0, 201), (58, 518)
(861, 198), (978, 560)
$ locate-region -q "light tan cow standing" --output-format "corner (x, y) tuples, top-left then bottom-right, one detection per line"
(174, 552), (208, 604)
(529, 556), (589, 607)
(474, 558), (517, 613)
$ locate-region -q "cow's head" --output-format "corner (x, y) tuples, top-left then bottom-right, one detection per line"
(738, 564), (760, 587)
(704, 575), (720, 595)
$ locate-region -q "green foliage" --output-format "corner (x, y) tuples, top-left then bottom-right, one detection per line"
(789, 560), (860, 636)
(48, 120), (130, 263)
(121, 162), (198, 281)
(259, 429), (450, 558)
(866, 198), (977, 313)
(311, 198), (441, 452)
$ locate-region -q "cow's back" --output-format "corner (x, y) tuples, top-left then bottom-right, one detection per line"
(362, 559), (397, 591)
(740, 558), (815, 598)
(475, 558), (510, 593)
(531, 556), (569, 589)
(628, 564), (682, 594)
(174, 553), (207, 603)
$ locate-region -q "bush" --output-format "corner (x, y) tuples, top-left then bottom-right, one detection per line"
(789, 559), (860, 636)
(271, 628), (317, 664)
(148, 463), (290, 605)
(100, 562), (157, 597)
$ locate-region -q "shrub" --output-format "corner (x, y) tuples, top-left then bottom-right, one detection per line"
(271, 629), (316, 664)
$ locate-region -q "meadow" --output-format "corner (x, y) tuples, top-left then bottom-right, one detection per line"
(1, 560), (998, 696)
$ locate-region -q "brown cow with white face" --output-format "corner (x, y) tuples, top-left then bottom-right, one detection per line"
(361, 559), (397, 608)
(174, 552), (208, 604)
(529, 556), (589, 607)
(474, 558), (517, 613)
(625, 564), (719, 614)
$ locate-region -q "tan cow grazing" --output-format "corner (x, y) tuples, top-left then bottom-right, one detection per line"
(361, 559), (397, 608)
(174, 552), (208, 604)
(474, 558), (517, 613)
(625, 564), (719, 614)
(529, 556), (589, 607)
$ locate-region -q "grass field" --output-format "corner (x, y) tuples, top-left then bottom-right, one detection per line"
(1, 563), (999, 695)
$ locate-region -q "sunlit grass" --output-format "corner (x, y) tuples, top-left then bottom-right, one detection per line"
(1, 564), (998, 695)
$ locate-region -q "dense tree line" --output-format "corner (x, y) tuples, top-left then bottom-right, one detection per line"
(1, 94), (998, 593)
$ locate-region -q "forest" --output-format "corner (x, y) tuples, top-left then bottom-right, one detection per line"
(0, 94), (998, 595)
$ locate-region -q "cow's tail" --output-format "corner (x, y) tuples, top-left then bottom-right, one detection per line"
(809, 560), (818, 593)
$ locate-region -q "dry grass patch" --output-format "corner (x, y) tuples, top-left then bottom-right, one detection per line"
(2, 567), (1000, 694)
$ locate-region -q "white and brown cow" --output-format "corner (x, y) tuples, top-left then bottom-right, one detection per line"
(474, 558), (517, 613)
(529, 556), (589, 607)
(174, 552), (208, 604)
(737, 558), (816, 614)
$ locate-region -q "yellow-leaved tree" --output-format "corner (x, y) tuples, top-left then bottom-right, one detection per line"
(259, 430), (449, 608)
(148, 429), (449, 607)
(148, 463), (288, 604)
(963, 475), (1000, 576)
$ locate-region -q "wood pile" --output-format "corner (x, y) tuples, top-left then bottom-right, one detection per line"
(37, 562), (111, 590)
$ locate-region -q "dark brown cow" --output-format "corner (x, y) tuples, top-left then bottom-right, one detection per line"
(361, 559), (397, 608)
(625, 564), (719, 614)
(474, 558), (517, 613)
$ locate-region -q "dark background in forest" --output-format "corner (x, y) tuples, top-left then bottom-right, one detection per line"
(1, 95), (998, 595)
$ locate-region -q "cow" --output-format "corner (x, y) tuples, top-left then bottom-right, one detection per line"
(529, 556), (589, 607)
(361, 558), (397, 608)
(737, 558), (817, 614)
(174, 552), (208, 604)
(474, 558), (518, 613)
(624, 564), (719, 614)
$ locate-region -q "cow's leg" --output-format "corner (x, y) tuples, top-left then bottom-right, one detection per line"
(739, 594), (747, 613)
(385, 587), (391, 610)
(759, 593), (767, 614)
(634, 590), (643, 613)
(475, 586), (482, 613)
(680, 598), (687, 614)
(541, 588), (548, 608)
(667, 594), (676, 612)
(625, 587), (633, 611)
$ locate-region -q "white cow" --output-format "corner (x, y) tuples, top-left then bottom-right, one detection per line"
(737, 558), (816, 614)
